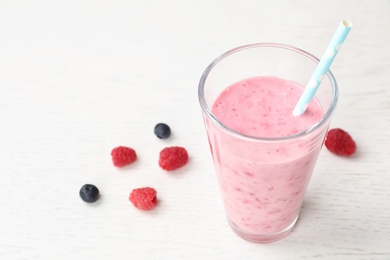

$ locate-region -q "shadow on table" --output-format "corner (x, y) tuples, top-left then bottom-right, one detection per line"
(291, 196), (389, 254)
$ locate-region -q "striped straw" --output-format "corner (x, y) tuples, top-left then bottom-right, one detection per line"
(293, 20), (353, 116)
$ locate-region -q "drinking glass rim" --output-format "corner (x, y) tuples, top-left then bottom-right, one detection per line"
(198, 42), (339, 142)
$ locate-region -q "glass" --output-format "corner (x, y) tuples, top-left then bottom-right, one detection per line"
(198, 43), (338, 243)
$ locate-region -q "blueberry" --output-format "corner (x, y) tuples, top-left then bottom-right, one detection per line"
(154, 123), (171, 139)
(80, 184), (100, 203)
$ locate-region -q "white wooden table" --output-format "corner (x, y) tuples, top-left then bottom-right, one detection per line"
(1, 0), (389, 259)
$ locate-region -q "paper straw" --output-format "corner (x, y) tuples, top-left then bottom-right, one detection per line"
(293, 20), (353, 116)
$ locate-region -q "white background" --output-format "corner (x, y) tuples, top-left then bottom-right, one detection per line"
(1, 0), (389, 259)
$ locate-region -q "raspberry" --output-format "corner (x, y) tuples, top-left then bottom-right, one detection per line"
(111, 146), (137, 167)
(159, 146), (188, 171)
(129, 187), (158, 210)
(325, 128), (356, 156)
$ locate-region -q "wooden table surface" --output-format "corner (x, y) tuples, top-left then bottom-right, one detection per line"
(1, 0), (389, 259)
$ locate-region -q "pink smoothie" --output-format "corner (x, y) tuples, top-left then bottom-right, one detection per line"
(206, 76), (325, 237)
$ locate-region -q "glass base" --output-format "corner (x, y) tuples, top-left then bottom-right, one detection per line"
(228, 216), (298, 243)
